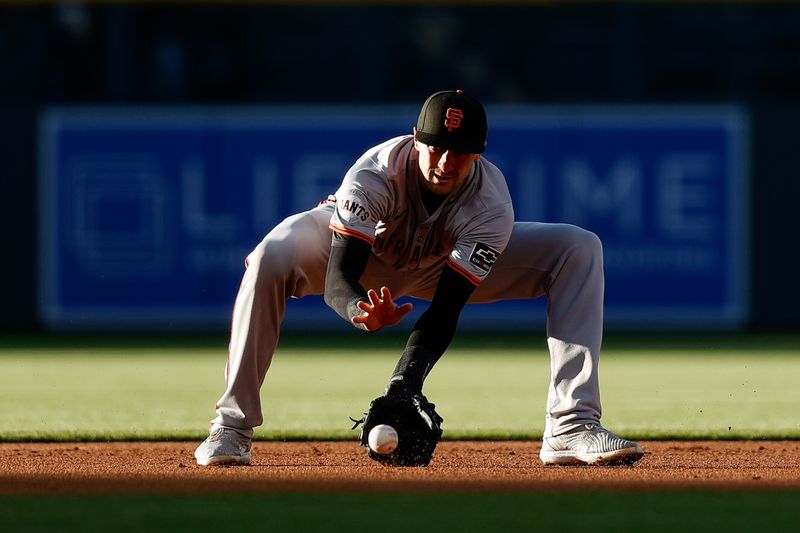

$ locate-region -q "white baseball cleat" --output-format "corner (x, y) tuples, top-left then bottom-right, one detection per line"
(194, 426), (252, 466)
(539, 423), (644, 466)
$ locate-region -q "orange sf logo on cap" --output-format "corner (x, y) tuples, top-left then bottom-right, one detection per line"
(444, 108), (463, 132)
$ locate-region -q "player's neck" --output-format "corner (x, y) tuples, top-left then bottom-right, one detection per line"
(417, 174), (447, 216)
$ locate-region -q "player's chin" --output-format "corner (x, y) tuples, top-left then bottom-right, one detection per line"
(430, 177), (456, 193)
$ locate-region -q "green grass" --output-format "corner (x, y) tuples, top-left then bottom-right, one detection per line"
(0, 332), (798, 441)
(1, 491), (799, 533)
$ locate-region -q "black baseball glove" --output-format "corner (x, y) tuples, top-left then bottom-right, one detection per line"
(351, 394), (443, 467)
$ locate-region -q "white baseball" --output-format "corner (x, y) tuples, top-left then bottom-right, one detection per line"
(368, 424), (399, 455)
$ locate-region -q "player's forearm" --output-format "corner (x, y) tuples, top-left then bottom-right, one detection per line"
(323, 234), (371, 325)
(406, 308), (459, 365)
(383, 317), (456, 398)
(385, 265), (475, 397)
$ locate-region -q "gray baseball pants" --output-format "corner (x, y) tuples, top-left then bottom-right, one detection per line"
(211, 203), (604, 438)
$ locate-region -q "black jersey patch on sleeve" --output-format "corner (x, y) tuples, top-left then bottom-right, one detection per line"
(469, 242), (500, 271)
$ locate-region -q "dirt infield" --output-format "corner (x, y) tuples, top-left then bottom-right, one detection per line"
(2, 440), (800, 494)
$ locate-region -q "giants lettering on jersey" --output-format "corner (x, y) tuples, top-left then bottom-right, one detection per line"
(468, 242), (500, 271)
(373, 232), (447, 269)
(336, 188), (371, 223)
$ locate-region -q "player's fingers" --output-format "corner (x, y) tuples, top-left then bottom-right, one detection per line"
(382, 301), (412, 326)
(396, 302), (413, 318)
(366, 288), (380, 305)
(356, 300), (372, 312)
(380, 286), (392, 303)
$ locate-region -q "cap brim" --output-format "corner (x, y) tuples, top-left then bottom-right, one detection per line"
(415, 131), (486, 154)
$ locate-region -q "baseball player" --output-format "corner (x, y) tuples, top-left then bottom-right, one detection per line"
(194, 89), (644, 467)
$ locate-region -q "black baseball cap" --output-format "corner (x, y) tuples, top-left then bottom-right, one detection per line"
(415, 89), (487, 154)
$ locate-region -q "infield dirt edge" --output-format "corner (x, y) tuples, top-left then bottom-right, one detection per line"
(3, 440), (800, 494)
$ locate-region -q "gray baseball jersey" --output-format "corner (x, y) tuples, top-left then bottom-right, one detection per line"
(330, 135), (514, 284)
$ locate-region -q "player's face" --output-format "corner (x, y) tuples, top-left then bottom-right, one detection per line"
(414, 132), (480, 196)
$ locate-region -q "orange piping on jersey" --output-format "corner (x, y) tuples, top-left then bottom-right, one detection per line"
(329, 223), (375, 246)
(446, 258), (482, 286)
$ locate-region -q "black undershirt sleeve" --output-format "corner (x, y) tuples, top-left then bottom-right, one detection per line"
(323, 232), (372, 327)
(385, 264), (477, 397)
(325, 230), (479, 390)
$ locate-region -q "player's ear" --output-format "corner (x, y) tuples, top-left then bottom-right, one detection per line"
(412, 127), (421, 150)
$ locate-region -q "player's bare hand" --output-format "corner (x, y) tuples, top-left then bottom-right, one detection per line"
(352, 286), (413, 332)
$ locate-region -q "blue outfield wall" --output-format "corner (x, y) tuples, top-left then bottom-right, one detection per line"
(38, 105), (749, 330)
